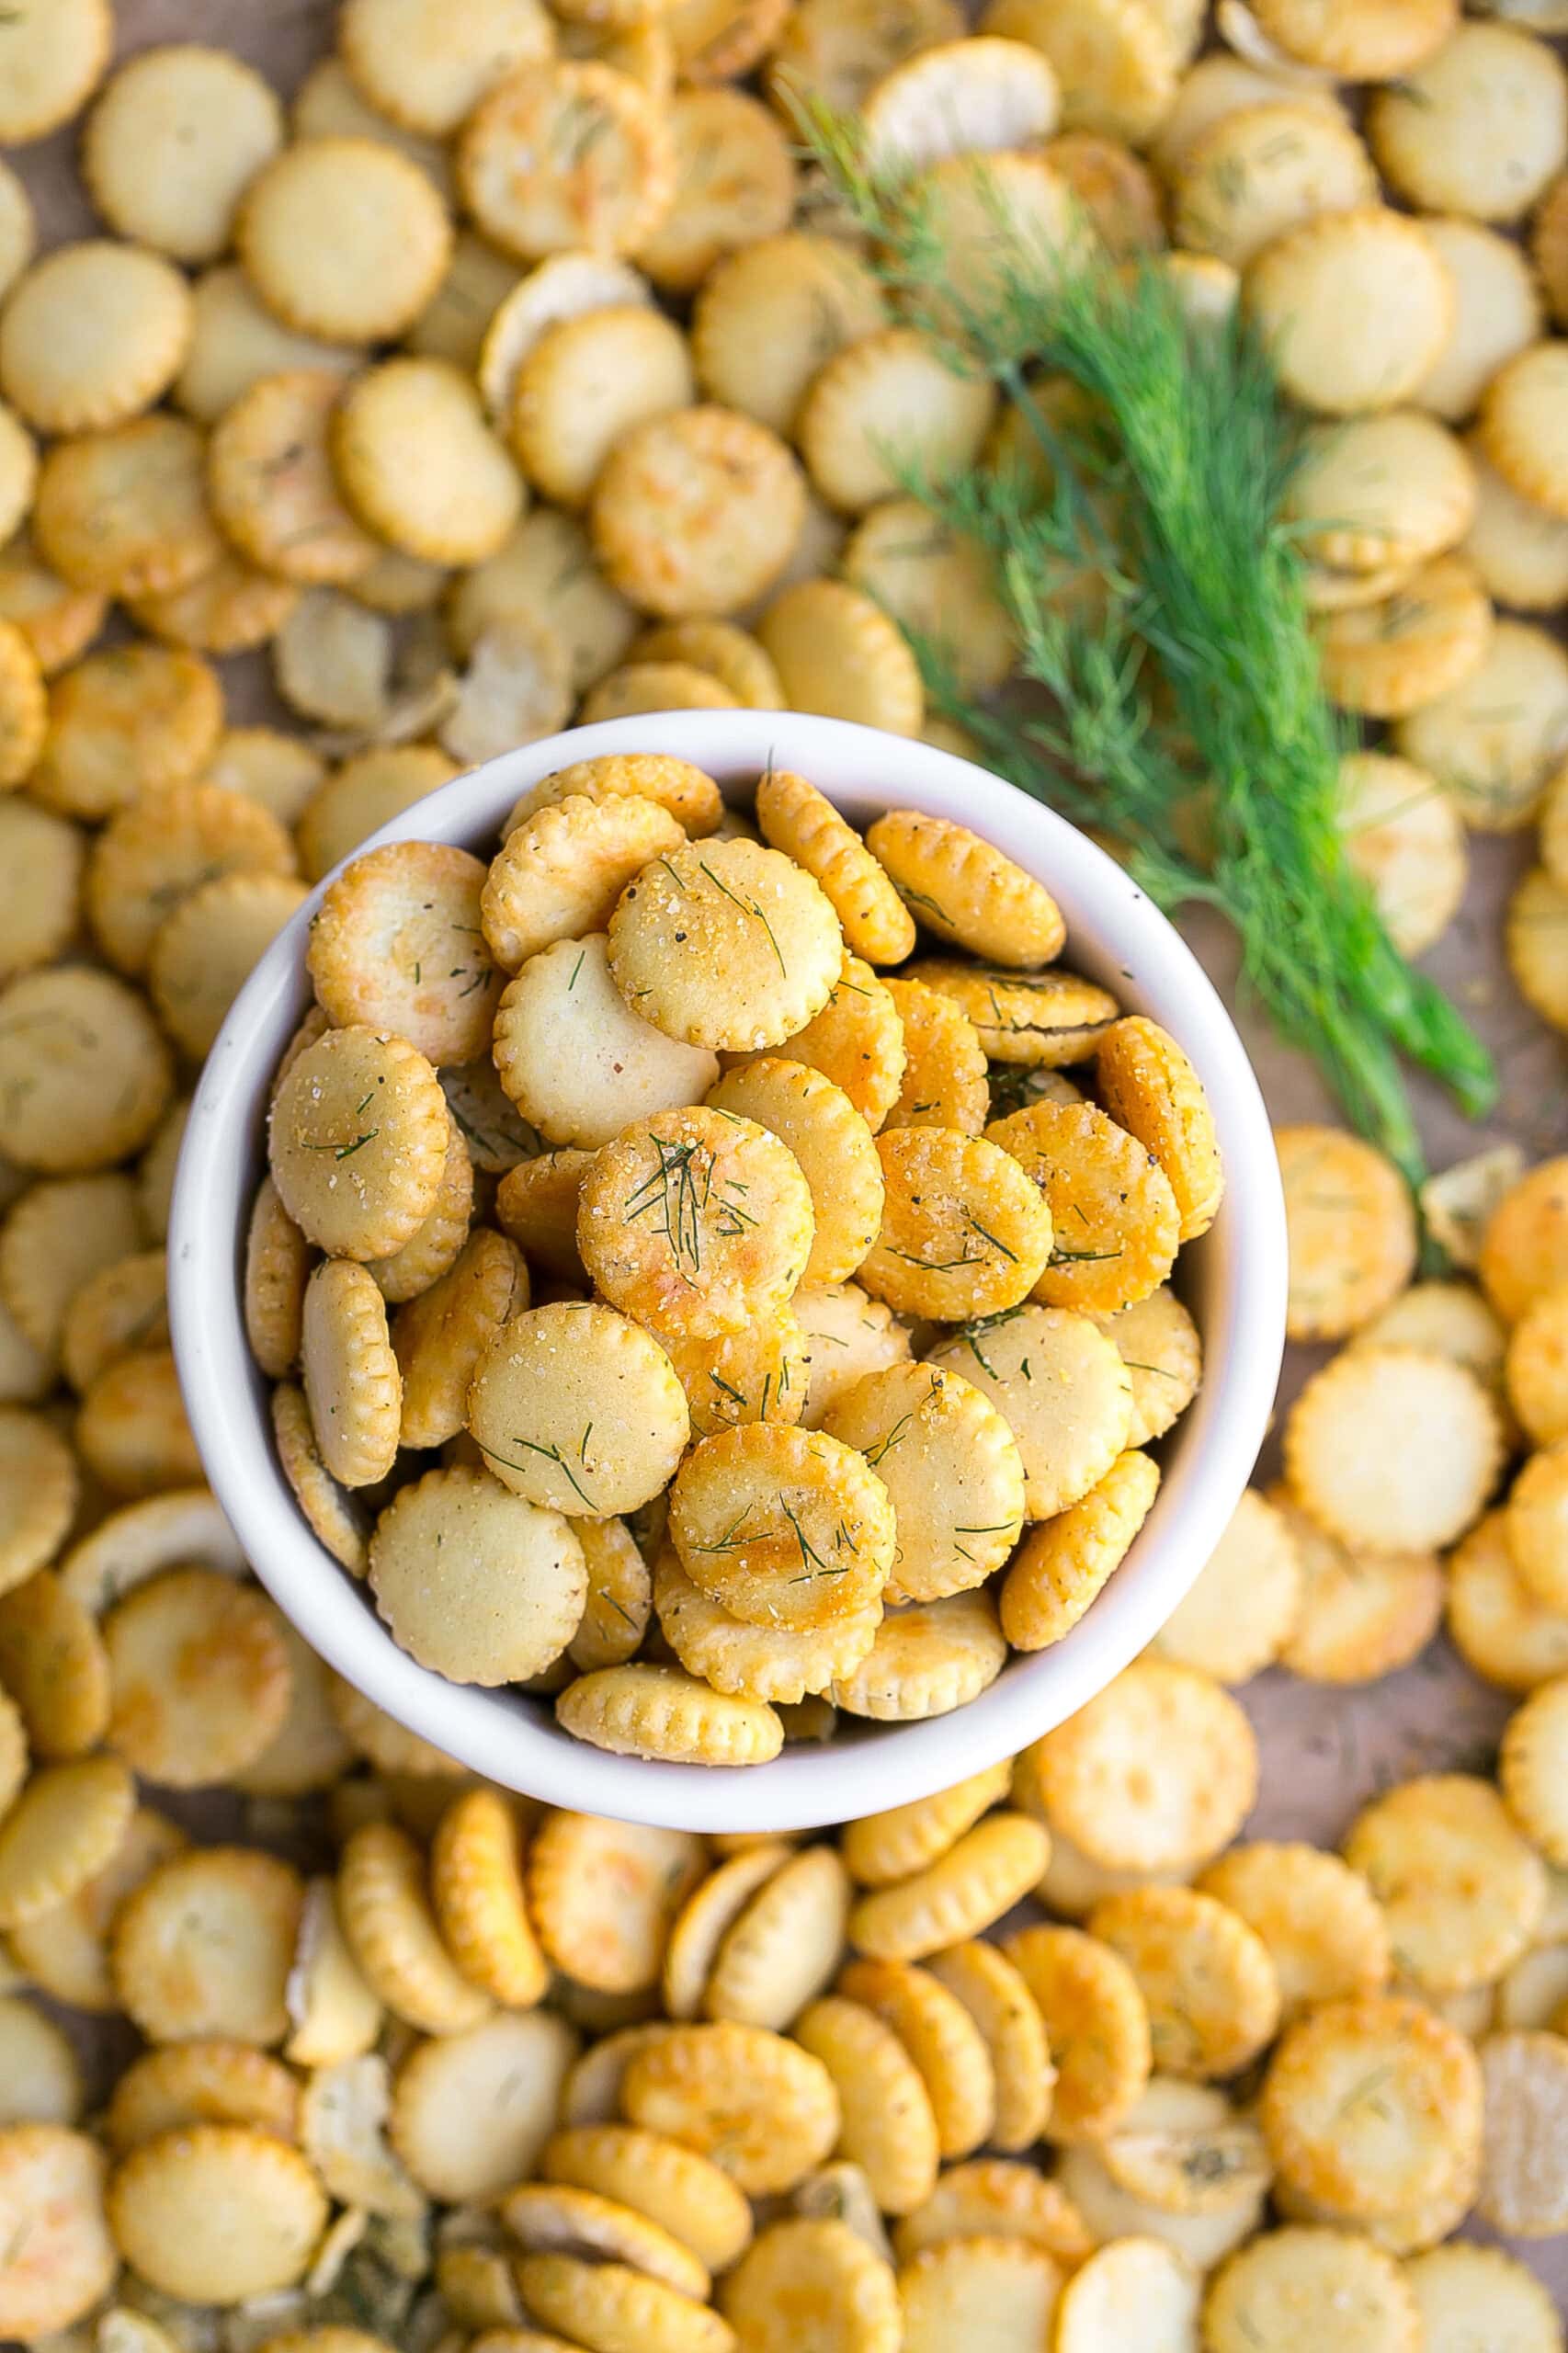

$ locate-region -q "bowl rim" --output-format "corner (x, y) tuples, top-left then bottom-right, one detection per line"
(168, 710), (1286, 1832)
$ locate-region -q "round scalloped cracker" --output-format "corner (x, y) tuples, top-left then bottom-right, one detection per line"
(0, 1570), (108, 1760)
(478, 250), (650, 426)
(668, 1420), (893, 1634)
(511, 309), (689, 520)
(233, 1617), (356, 1800)
(1507, 863), (1568, 1034)
(883, 978), (989, 1137)
(1172, 100), (1375, 273)
(578, 657), (736, 723)
(623, 2018), (839, 2195)
(793, 1280), (910, 1429)
(208, 369), (380, 587)
(1096, 1017), (1223, 1244)
(458, 62), (675, 262)
(1461, 442), (1568, 611)
(706, 1059), (881, 1290)
(247, 1179), (310, 1380)
(987, 1098), (1179, 1316)
(0, 964), (173, 1178)
(1152, 1484), (1301, 1686)
(1369, 22), (1568, 225)
(309, 841), (502, 1068)
(32, 645), (222, 828)
(1004, 1448), (1162, 1654)
(1204, 2225), (1424, 2353)
(371, 1464), (585, 1686)
(764, 0), (962, 114)
(544, 2123), (753, 2277)
(427, 1784), (546, 2011)
(863, 811), (1061, 971)
(1249, 0), (1457, 74)
(107, 2121), (328, 2306)
(825, 1362), (1025, 1607)
(1260, 1993), (1483, 2218)
(1507, 1281), (1568, 1447)
(0, 2123), (116, 2341)
(591, 405), (804, 621)
(337, 1820), (493, 2035)
(1087, 1886), (1279, 2081)
(514, 2252), (731, 2353)
(74, 1343), (200, 1501)
(0, 1996), (82, 2129)
(7, 1807), (180, 2015)
(795, 331), (994, 529)
(1315, 554), (1494, 722)
(104, 1565), (290, 1789)
(269, 1026), (449, 1264)
(751, 576), (922, 740)
(128, 551), (299, 658)
(0, 1407), (76, 1598)
(504, 2177), (709, 2302)
(926, 1303), (1133, 1522)
(1035, 1658), (1256, 1874)
(734, 956), (907, 1136)
(892, 2155), (1091, 2270)
(1406, 2240), (1562, 2353)
(1000, 1920), (1151, 2143)
(1471, 2027), (1568, 2236)
(857, 32), (1059, 170)
(624, 626), (777, 716)
(1338, 749), (1468, 961)
(467, 1298), (688, 1517)
(751, 772), (912, 968)
(391, 2010), (575, 2209)
(703, 1846), (850, 2031)
(483, 797), (683, 980)
(859, 1127), (1053, 1322)
(35, 414), (221, 603)
(0, 1176), (141, 1374)
(662, 1842), (792, 2018)
(978, 0), (1182, 140)
(664, 0), (790, 83)
(657, 1313), (809, 1442)
(176, 262), (356, 429)
(1346, 1772), (1546, 1995)
(87, 779), (296, 981)
(1270, 1484), (1444, 1684)
(841, 1763), (1010, 1893)
(239, 139), (452, 345)
(297, 743), (460, 884)
(904, 2240), (1062, 2353)
(906, 960), (1119, 1068)
(1418, 221), (1545, 429)
(1447, 1506), (1568, 1690)
(831, 1589), (1006, 1722)
(338, 0), (554, 137)
(1196, 1843), (1390, 2027)
(301, 1258), (401, 1491)
(364, 1111), (472, 1308)
(655, 1549), (879, 1704)
(789, 1995), (937, 2214)
(916, 1944), (1051, 2155)
(0, 552), (76, 719)
(691, 240), (885, 454)
(0, 796), (76, 986)
(717, 2214), (898, 2353)
(1501, 1673), (1568, 1866)
(1395, 617), (1568, 831)
(1245, 208), (1454, 416)
(274, 578), (400, 725)
(1285, 1345), (1504, 1555)
(83, 43), (285, 266)
(111, 1843), (301, 2045)
(559, 1664), (786, 1768)
(1053, 2236), (1199, 2353)
(577, 1107), (815, 1342)
(1480, 1154), (1568, 1322)
(272, 1381), (369, 1576)
(393, 1226), (525, 1451)
(334, 358), (522, 567)
(0, 1755), (131, 1934)
(846, 1813), (1050, 1967)
(0, 242), (191, 436)
(105, 2039), (299, 2154)
(527, 1811), (704, 2000)
(58, 1484), (243, 1619)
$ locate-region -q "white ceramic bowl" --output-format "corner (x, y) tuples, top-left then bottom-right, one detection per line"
(169, 710), (1285, 1833)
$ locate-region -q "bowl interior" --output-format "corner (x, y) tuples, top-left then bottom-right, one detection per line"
(169, 710), (1285, 1832)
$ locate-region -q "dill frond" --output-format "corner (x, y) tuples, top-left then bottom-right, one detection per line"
(797, 100), (1496, 1186)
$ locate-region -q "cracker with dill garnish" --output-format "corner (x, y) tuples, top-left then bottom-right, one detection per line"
(468, 1299), (689, 1518)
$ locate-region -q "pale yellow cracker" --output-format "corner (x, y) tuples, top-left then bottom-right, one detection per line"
(1473, 2027), (1568, 2235)
(1461, 442), (1568, 610)
(976, 2), (1179, 141)
(160, 870), (312, 1061)
(0, 1172), (145, 1370)
(467, 1297), (688, 1515)
(1347, 1770), (1548, 1994)
(831, 1589), (1006, 1721)
(1500, 1673), (1568, 1866)
(661, 1843), (792, 2018)
(0, 241), (192, 436)
(31, 641), (222, 820)
(1088, 1886), (1280, 2079)
(882, 977), (989, 1136)
(392, 1227), (526, 1450)
(1173, 100), (1375, 272)
(792, 1280), (912, 1429)
(84, 1343), (203, 1501)
(0, 535), (105, 678)
(1284, 1343), (1504, 1553)
(301, 1257), (402, 1490)
(1245, 207), (1454, 416)
(734, 954), (907, 1131)
(7, 1806), (179, 2016)
(83, 44), (285, 265)
(271, 1381), (369, 1576)
(33, 414), (221, 601)
(622, 2018), (839, 2195)
(111, 1843), (302, 2045)
(1481, 1154), (1568, 1320)
(1096, 2093), (1272, 2220)
(1315, 556), (1494, 722)
(428, 1784), (546, 2009)
(269, 1025), (449, 1263)
(759, 574), (929, 735)
(665, 0), (790, 82)
(104, 1565), (290, 1790)
(234, 1617), (356, 1800)
(208, 369), (381, 587)
(1406, 2240), (1562, 2353)
(577, 656), (736, 722)
(847, 1814), (1050, 1964)
(1054, 2237), (1199, 2353)
(1271, 1484), (1444, 1684)
(1369, 22), (1568, 224)
(477, 249), (651, 432)
(1034, 1659), (1256, 1873)
(271, 585), (397, 731)
(986, 1097), (1180, 1316)
(1447, 1506), (1568, 1691)
(824, 1361), (1025, 1606)
(1248, 0), (1457, 74)
(1508, 863), (1568, 1033)
(1338, 749), (1468, 960)
(669, 1420), (893, 1632)
(495, 1148), (592, 1280)
(926, 1302), (1133, 1522)
(174, 264), (356, 426)
(636, 87), (796, 300)
(334, 358), (523, 567)
(1394, 616), (1568, 830)
(0, 0), (113, 141)
(338, 0), (554, 137)
(527, 1811), (703, 1997)
(0, 404), (35, 553)
(1416, 219), (1543, 423)
(628, 624), (780, 713)
(129, 552), (300, 659)
(309, 840), (501, 1066)
(281, 1873), (383, 2067)
(510, 307), (692, 516)
(842, 1763), (1011, 1889)
(790, 1995), (937, 2214)
(513, 2252), (730, 2353)
(0, 2124), (116, 2342)
(458, 62), (675, 262)
(906, 959), (1119, 1066)
(0, 1995), (82, 2129)
(1152, 1484), (1301, 1686)
(543, 2122), (753, 2275)
(336, 1820), (492, 2036)
(891, 2155), (1091, 2269)
(1001, 1920), (1151, 2142)
(371, 1464), (586, 1685)
(1260, 1993), (1483, 2218)
(503, 2177), (710, 2301)
(1096, 1015), (1223, 1244)
(86, 779), (295, 981)
(106, 2122), (328, 2307)
(859, 1126), (1053, 1322)
(703, 1846), (851, 2030)
(592, 405), (805, 620)
(655, 1548), (879, 1704)
(483, 796), (682, 979)
(296, 744), (459, 883)
(1004, 1449), (1162, 1654)
(105, 2039), (299, 2154)
(690, 233), (886, 441)
(0, 1406), (75, 1597)
(1506, 1281), (1568, 1447)
(0, 1570), (108, 1759)
(718, 2215), (898, 2353)
(393, 2011), (576, 2206)
(706, 1058), (881, 1290)
(864, 810), (1061, 969)
(238, 138), (453, 344)
(363, 1110), (472, 1308)
(1204, 2226), (1423, 2353)
(657, 1313), (809, 1441)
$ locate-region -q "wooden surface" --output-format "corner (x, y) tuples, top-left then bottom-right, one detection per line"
(13, 0), (1568, 2313)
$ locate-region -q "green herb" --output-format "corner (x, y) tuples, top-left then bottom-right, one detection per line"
(796, 104), (1496, 1186)
(699, 858), (788, 976)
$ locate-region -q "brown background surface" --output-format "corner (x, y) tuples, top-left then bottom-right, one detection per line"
(12, 0), (1568, 2313)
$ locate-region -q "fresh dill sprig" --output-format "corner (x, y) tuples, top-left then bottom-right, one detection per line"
(796, 99), (1496, 1186)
